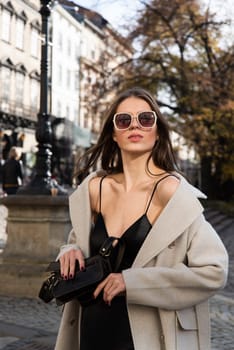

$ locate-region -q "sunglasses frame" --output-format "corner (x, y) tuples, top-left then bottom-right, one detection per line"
(113, 111), (157, 130)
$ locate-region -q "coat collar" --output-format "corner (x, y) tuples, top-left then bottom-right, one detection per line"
(69, 172), (102, 255)
(69, 172), (204, 264)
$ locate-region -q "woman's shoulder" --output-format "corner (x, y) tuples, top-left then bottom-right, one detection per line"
(88, 171), (108, 189)
(69, 171), (106, 210)
(88, 171), (120, 188)
(88, 176), (101, 200)
(70, 171), (104, 197)
(155, 173), (180, 206)
(88, 171), (109, 211)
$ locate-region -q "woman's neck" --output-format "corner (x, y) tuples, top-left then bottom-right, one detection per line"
(119, 154), (165, 191)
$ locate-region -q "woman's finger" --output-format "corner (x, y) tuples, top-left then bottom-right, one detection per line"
(103, 278), (123, 304)
(76, 249), (85, 270)
(94, 273), (126, 304)
(60, 253), (70, 278)
(59, 249), (85, 279)
(69, 249), (85, 278)
(93, 277), (109, 299)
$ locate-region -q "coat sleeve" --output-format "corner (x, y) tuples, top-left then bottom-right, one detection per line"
(123, 215), (228, 310)
(56, 228), (80, 260)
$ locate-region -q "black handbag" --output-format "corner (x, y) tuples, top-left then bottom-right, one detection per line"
(39, 237), (125, 306)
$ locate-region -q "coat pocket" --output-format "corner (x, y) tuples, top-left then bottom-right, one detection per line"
(176, 307), (198, 330)
(176, 308), (199, 350)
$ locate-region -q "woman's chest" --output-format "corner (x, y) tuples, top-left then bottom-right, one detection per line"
(101, 192), (162, 237)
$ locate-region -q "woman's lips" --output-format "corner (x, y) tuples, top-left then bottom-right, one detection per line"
(128, 134), (143, 142)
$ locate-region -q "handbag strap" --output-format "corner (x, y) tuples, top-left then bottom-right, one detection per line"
(99, 236), (125, 272)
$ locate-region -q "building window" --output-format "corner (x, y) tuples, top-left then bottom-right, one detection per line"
(1, 66), (11, 100)
(15, 72), (24, 104)
(66, 106), (70, 119)
(58, 32), (63, 51)
(30, 78), (39, 110)
(74, 108), (78, 123)
(1, 9), (11, 42)
(31, 27), (39, 57)
(91, 49), (95, 60)
(57, 100), (61, 117)
(67, 39), (71, 56)
(75, 45), (80, 59)
(15, 17), (25, 50)
(67, 69), (71, 88)
(58, 64), (62, 85)
(75, 72), (79, 90)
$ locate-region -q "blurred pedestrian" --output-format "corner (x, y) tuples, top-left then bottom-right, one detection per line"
(0, 128), (12, 160)
(2, 147), (24, 195)
(0, 129), (10, 184)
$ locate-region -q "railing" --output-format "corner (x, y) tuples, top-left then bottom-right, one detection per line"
(0, 99), (38, 122)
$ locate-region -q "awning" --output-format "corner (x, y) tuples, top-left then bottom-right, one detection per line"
(73, 124), (91, 148)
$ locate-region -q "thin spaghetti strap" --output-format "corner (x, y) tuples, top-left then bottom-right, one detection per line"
(98, 175), (107, 213)
(145, 174), (178, 214)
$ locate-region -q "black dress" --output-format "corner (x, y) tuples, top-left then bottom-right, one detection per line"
(80, 176), (166, 350)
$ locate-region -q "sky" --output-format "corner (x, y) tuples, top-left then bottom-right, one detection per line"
(73, 0), (143, 33)
(74, 0), (233, 38)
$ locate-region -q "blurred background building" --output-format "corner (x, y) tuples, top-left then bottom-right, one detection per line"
(0, 0), (133, 186)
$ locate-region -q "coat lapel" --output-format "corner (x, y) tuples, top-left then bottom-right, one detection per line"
(69, 173), (93, 256)
(133, 178), (204, 267)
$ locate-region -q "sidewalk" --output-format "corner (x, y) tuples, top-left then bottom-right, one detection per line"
(0, 291), (234, 350)
(0, 295), (61, 350)
(210, 293), (234, 350)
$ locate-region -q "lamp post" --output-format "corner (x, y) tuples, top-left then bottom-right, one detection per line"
(19, 0), (66, 195)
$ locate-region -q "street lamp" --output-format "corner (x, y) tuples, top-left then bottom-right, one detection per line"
(19, 0), (66, 195)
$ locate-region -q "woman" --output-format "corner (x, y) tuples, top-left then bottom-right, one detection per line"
(2, 146), (23, 195)
(55, 87), (228, 350)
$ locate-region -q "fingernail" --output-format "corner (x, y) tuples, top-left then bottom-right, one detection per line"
(69, 274), (73, 279)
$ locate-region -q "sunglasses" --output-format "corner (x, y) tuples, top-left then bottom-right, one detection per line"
(113, 111), (157, 130)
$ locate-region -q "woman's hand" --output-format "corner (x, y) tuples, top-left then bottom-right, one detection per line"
(93, 273), (126, 305)
(59, 248), (85, 279)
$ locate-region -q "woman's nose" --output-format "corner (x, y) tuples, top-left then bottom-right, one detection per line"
(129, 117), (139, 129)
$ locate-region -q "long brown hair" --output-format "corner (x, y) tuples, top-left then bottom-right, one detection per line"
(75, 87), (178, 180)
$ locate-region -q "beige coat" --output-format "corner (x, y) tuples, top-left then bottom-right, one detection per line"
(55, 171), (228, 350)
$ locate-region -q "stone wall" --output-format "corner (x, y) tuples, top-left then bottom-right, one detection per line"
(0, 195), (71, 297)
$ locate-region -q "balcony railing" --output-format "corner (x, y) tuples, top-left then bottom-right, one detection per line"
(0, 99), (38, 122)
(0, 99), (37, 129)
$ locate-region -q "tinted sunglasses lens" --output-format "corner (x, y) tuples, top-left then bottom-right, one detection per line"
(115, 113), (131, 129)
(138, 112), (155, 127)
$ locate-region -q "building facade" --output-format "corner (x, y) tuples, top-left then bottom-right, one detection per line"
(76, 4), (133, 142)
(0, 0), (133, 185)
(0, 0), (41, 165)
(50, 3), (82, 125)
(58, 1), (133, 144)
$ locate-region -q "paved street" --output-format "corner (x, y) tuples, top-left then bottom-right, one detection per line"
(204, 208), (234, 350)
(0, 207), (233, 350)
